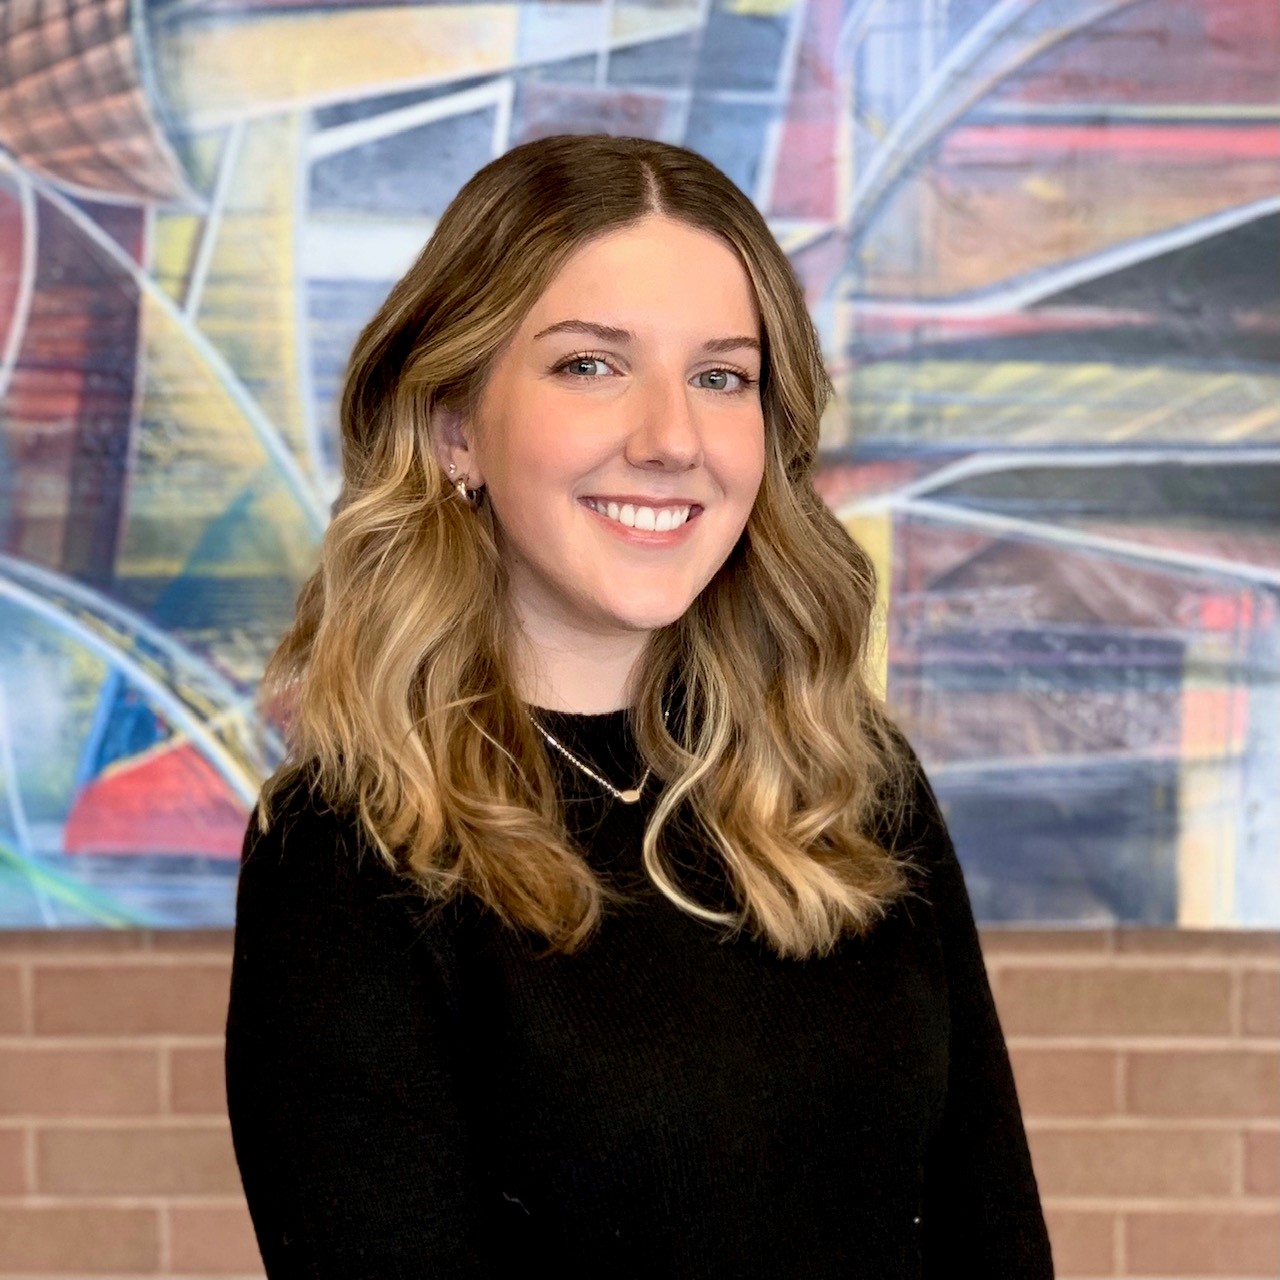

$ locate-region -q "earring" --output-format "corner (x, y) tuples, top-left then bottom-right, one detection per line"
(448, 461), (476, 505)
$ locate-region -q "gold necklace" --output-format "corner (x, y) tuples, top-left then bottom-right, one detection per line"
(530, 705), (669, 804)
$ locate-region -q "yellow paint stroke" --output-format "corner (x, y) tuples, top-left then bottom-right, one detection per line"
(193, 115), (307, 467)
(1175, 761), (1232, 926)
(977, 363), (1162, 437)
(1216, 401), (1280, 442)
(842, 510), (892, 701)
(150, 211), (204, 305)
(1021, 174), (1066, 202)
(156, 7), (521, 125)
(1177, 681), (1247, 926)
(724, 0), (795, 13)
(611, 0), (702, 42)
(843, 356), (1280, 449)
(118, 291), (318, 582)
(1106, 373), (1235, 442)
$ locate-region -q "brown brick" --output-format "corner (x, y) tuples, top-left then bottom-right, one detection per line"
(1244, 1130), (1280, 1196)
(1126, 1049), (1280, 1118)
(0, 962), (23, 1032)
(0, 1045), (160, 1116)
(979, 929), (1113, 955)
(1126, 1209), (1280, 1276)
(1027, 1127), (1235, 1197)
(33, 962), (231, 1035)
(1008, 1048), (1117, 1118)
(1115, 929), (1280, 958)
(170, 1202), (264, 1274)
(37, 1123), (241, 1195)
(0, 930), (147, 954)
(995, 966), (1232, 1036)
(0, 1204), (159, 1271)
(1243, 970), (1280, 1037)
(148, 928), (236, 954)
(170, 1045), (228, 1115)
(0, 1126), (25, 1194)
(1042, 1208), (1114, 1276)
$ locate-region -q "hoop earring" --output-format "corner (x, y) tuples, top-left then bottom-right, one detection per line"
(447, 461), (480, 507)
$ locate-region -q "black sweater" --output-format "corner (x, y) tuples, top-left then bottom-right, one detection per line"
(225, 707), (1053, 1278)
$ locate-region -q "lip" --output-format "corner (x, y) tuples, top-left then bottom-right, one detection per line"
(579, 497), (702, 546)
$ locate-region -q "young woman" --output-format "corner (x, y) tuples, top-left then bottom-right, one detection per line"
(225, 133), (1054, 1278)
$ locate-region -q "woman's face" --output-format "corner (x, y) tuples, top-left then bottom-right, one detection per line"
(443, 214), (766, 671)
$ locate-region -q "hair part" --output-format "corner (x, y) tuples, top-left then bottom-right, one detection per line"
(254, 133), (920, 960)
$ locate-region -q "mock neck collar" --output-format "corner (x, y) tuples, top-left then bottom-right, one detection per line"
(522, 677), (684, 759)
(523, 702), (635, 753)
(525, 703), (632, 720)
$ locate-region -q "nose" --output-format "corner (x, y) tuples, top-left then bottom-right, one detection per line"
(623, 368), (703, 471)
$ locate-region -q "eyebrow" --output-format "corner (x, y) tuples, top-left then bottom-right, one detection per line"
(533, 318), (761, 355)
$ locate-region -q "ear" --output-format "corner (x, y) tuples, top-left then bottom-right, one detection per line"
(429, 401), (484, 486)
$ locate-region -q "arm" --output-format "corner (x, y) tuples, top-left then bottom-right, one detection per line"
(899, 746), (1056, 1277)
(224, 771), (494, 1279)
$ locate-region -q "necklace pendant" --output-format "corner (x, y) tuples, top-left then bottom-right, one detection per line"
(617, 787), (642, 804)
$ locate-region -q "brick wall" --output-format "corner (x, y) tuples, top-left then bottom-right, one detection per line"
(0, 927), (1276, 1278)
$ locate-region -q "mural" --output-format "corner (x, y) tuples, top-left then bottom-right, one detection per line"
(0, 0), (1276, 927)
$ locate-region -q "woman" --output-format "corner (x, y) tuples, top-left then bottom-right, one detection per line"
(225, 133), (1053, 1278)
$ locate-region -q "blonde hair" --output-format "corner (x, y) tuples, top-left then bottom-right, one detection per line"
(253, 133), (919, 960)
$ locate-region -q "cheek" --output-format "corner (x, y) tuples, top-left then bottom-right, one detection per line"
(487, 412), (577, 508)
(517, 403), (603, 478)
(718, 424), (766, 499)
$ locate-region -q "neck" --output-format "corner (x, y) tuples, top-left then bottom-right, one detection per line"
(506, 602), (650, 715)
(512, 655), (644, 716)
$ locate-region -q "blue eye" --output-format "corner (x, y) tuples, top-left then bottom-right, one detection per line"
(696, 368), (752, 391)
(555, 352), (615, 379)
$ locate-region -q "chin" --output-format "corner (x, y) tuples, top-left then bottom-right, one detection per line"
(598, 598), (693, 631)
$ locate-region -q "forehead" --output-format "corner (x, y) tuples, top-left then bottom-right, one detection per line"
(524, 217), (760, 333)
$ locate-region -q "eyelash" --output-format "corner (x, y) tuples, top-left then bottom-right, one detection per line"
(553, 350), (758, 394)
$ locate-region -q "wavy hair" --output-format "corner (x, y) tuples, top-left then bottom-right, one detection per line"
(253, 132), (919, 960)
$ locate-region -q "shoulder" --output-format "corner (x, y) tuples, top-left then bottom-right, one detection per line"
(243, 760), (333, 855)
(233, 765), (473, 1002)
(238, 760), (392, 905)
(236, 760), (471, 942)
(867, 721), (949, 857)
(872, 721), (966, 915)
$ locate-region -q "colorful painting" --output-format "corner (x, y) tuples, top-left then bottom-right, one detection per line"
(0, 0), (1276, 927)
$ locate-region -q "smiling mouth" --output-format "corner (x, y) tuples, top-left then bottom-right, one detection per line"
(579, 497), (703, 533)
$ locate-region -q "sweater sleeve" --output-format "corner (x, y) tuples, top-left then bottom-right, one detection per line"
(900, 747), (1056, 1277)
(224, 772), (495, 1279)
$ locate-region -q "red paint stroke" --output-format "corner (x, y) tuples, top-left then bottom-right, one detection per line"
(770, 0), (843, 219)
(63, 741), (248, 859)
(0, 187), (24, 361)
(944, 123), (1280, 162)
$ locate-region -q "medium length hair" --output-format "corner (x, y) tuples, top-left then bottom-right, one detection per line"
(254, 133), (919, 960)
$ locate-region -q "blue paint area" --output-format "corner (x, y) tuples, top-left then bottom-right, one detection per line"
(943, 757), (1181, 924)
(307, 279), (397, 443)
(310, 109), (498, 218)
(683, 99), (773, 198)
(74, 669), (167, 788)
(609, 36), (697, 89)
(694, 0), (789, 93)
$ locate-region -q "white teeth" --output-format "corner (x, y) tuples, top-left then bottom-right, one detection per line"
(587, 499), (691, 531)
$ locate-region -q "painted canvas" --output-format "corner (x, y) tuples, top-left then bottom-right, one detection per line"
(0, 0), (1276, 927)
